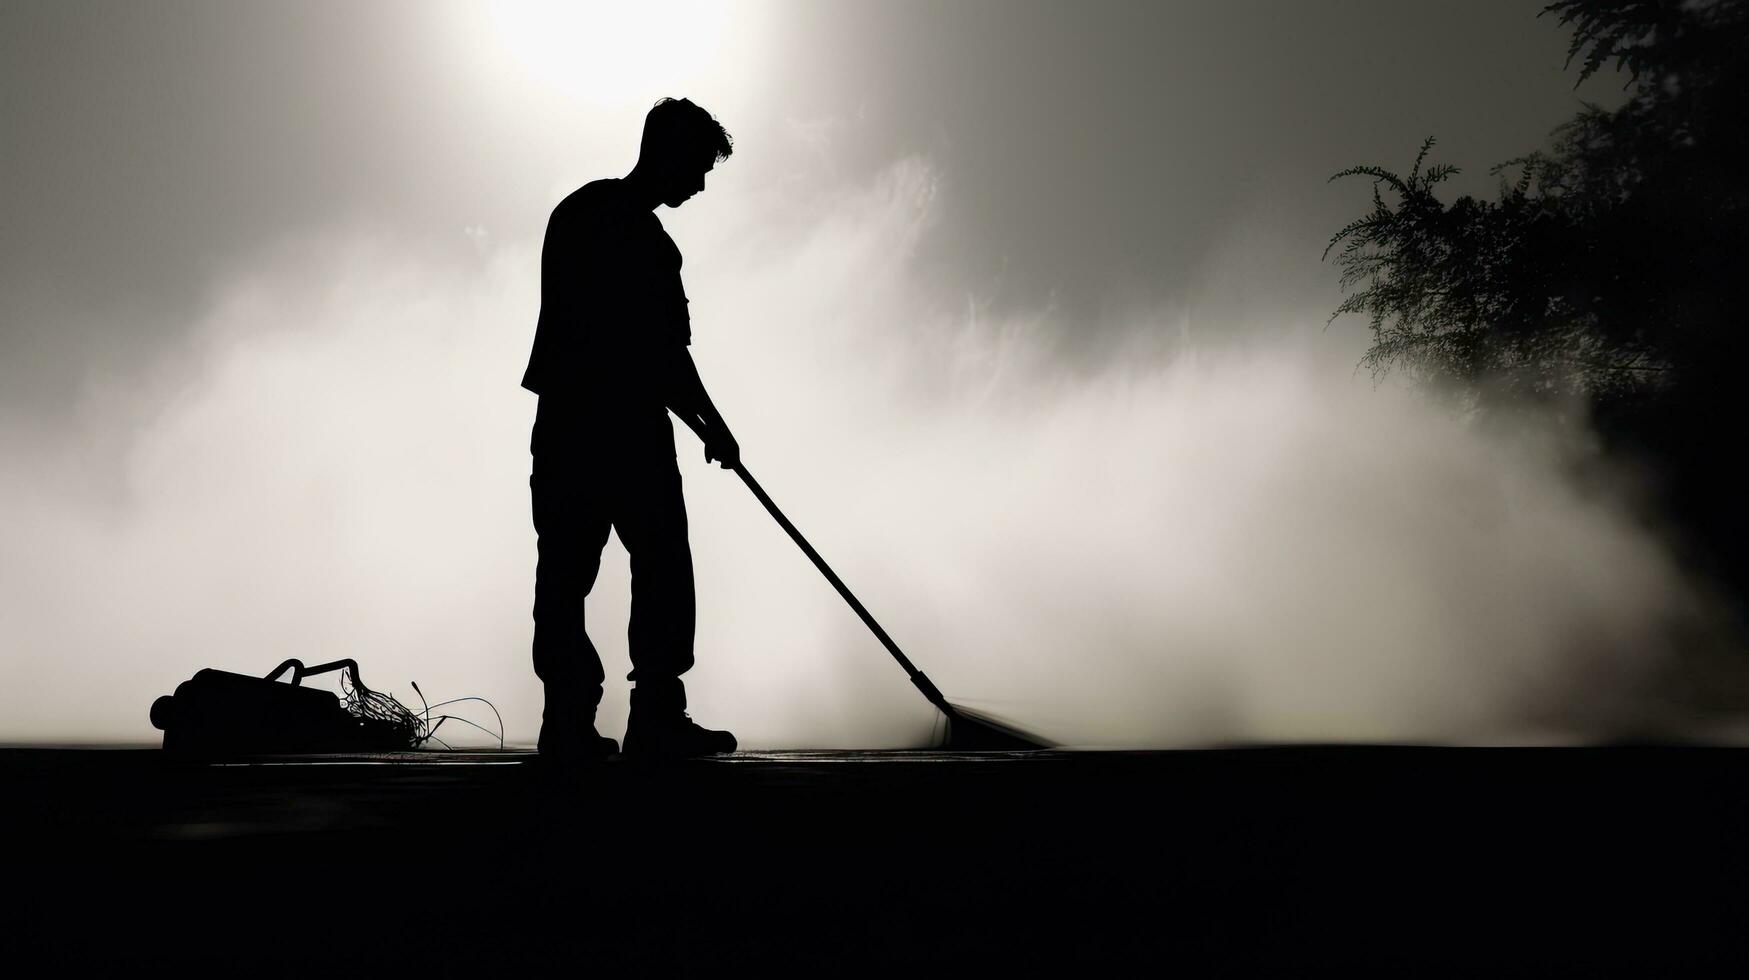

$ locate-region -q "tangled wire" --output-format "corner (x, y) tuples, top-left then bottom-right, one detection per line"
(337, 666), (425, 747)
(404, 681), (506, 751)
(291, 658), (504, 751)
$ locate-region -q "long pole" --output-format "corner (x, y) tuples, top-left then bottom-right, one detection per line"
(732, 462), (961, 722)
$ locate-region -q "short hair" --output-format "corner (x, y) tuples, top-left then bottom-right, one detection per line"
(640, 97), (733, 166)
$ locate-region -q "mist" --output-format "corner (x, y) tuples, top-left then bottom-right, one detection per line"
(2, 155), (1739, 748)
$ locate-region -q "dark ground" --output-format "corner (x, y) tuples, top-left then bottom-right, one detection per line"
(3, 745), (1746, 975)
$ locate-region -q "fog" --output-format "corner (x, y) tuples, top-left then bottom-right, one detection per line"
(3, 155), (1740, 747)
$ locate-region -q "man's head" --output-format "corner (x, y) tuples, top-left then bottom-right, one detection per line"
(637, 97), (733, 208)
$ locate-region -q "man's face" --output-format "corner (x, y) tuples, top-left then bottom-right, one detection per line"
(662, 153), (715, 209)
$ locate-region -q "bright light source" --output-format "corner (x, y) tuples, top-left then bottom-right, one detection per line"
(480, 0), (738, 105)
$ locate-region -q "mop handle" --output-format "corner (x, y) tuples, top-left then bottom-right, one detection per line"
(732, 461), (958, 718)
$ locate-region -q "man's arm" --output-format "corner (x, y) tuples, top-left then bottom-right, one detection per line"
(663, 346), (739, 469)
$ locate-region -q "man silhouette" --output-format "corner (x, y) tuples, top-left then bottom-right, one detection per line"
(523, 97), (738, 760)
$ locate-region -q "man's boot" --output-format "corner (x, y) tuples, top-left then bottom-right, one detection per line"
(538, 690), (618, 761)
(622, 681), (736, 757)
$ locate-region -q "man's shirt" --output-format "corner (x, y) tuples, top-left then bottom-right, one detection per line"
(521, 179), (691, 421)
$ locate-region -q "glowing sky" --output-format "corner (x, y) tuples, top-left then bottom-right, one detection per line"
(2, 0), (1607, 427)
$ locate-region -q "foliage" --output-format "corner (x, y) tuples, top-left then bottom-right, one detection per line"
(1328, 0), (1747, 400)
(1323, 136), (1652, 409)
(1325, 0), (1749, 590)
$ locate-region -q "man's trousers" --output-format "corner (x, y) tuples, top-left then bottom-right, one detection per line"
(530, 401), (696, 725)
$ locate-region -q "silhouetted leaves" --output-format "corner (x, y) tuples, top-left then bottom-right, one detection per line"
(1327, 0), (1749, 598)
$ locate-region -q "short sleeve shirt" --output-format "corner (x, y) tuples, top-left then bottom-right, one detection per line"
(521, 179), (691, 416)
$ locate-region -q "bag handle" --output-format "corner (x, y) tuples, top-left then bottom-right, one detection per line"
(264, 658), (368, 690)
